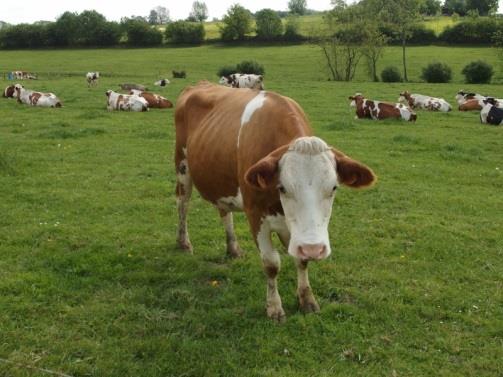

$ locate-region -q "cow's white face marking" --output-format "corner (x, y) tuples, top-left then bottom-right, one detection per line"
(216, 189), (244, 212)
(396, 104), (413, 121)
(219, 76), (230, 86)
(238, 91), (267, 147)
(398, 95), (408, 105)
(277, 137), (337, 261)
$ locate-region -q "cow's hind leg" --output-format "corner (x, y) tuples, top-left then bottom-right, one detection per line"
(176, 158), (193, 252)
(219, 210), (242, 258)
(296, 259), (320, 313)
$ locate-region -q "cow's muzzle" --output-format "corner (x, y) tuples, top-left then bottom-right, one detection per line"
(298, 243), (327, 261)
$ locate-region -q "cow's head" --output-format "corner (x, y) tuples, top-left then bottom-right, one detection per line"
(483, 97), (498, 106)
(3, 85), (15, 98)
(105, 90), (112, 98)
(219, 76), (232, 86)
(245, 136), (376, 261)
(398, 91), (412, 106)
(14, 84), (24, 97)
(349, 93), (364, 107)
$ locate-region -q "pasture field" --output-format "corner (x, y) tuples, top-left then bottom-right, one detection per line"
(0, 45), (502, 377)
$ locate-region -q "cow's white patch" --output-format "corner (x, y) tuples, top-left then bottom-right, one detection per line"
(177, 158), (190, 186)
(480, 103), (492, 124)
(396, 104), (413, 121)
(238, 91), (267, 147)
(216, 189), (243, 212)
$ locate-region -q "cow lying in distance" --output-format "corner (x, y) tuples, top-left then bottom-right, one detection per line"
(12, 71), (37, 80)
(175, 82), (376, 320)
(480, 98), (503, 126)
(129, 89), (173, 108)
(455, 90), (486, 106)
(119, 83), (147, 91)
(154, 79), (170, 87)
(3, 85), (15, 98)
(455, 90), (503, 109)
(458, 98), (486, 111)
(86, 72), (99, 86)
(219, 73), (264, 90)
(399, 91), (451, 112)
(172, 70), (186, 78)
(349, 93), (416, 121)
(106, 90), (148, 112)
(14, 84), (62, 107)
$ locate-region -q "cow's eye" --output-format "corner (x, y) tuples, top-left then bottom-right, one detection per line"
(278, 185), (286, 194)
(332, 185), (338, 192)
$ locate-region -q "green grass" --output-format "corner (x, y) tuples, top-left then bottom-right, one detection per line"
(1, 45), (503, 377)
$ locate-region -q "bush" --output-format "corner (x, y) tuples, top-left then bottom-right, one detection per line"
(379, 24), (437, 45)
(381, 66), (402, 82)
(439, 18), (503, 45)
(283, 15), (303, 41)
(123, 19), (163, 46)
(217, 65), (238, 77)
(255, 9), (283, 41)
(236, 60), (265, 75)
(461, 60), (493, 83)
(165, 21), (205, 44)
(219, 4), (253, 41)
(421, 62), (452, 83)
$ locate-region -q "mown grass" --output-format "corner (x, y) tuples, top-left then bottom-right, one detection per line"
(0, 45), (502, 377)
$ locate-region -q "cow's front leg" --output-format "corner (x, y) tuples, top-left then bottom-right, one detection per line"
(296, 259), (320, 313)
(219, 210), (242, 258)
(257, 220), (285, 322)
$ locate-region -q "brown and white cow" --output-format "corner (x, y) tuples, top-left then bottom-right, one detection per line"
(129, 89), (173, 109)
(12, 71), (37, 80)
(86, 72), (99, 86)
(106, 90), (148, 112)
(219, 73), (264, 90)
(3, 85), (16, 98)
(175, 82), (376, 320)
(455, 90), (487, 106)
(14, 84), (62, 107)
(399, 91), (451, 112)
(349, 93), (416, 122)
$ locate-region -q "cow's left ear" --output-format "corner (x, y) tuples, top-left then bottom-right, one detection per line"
(245, 145), (289, 191)
(331, 148), (377, 188)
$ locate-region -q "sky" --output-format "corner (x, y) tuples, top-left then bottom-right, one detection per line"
(2, 0), (335, 24)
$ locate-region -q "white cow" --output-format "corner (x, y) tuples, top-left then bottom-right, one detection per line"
(399, 91), (451, 112)
(154, 79), (170, 87)
(219, 73), (264, 90)
(86, 72), (100, 86)
(14, 84), (62, 107)
(105, 90), (148, 112)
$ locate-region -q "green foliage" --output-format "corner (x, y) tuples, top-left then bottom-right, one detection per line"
(255, 8), (283, 41)
(284, 15), (303, 41)
(189, 1), (209, 22)
(219, 4), (253, 41)
(165, 21), (205, 44)
(421, 61), (452, 82)
(217, 65), (237, 77)
(381, 65), (402, 82)
(122, 19), (163, 46)
(461, 60), (493, 83)
(419, 0), (441, 15)
(236, 60), (265, 75)
(288, 0), (307, 15)
(439, 18), (503, 44)
(466, 0), (499, 16)
(0, 23), (49, 48)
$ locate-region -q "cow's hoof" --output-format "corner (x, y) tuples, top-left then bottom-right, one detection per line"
(267, 305), (286, 323)
(298, 289), (320, 313)
(177, 240), (193, 253)
(227, 245), (243, 258)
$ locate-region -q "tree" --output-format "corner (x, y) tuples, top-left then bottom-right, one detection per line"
(165, 21), (205, 44)
(443, 0), (467, 16)
(419, 0), (441, 15)
(122, 18), (163, 46)
(148, 10), (159, 25)
(189, 1), (209, 22)
(255, 9), (283, 40)
(219, 4), (253, 41)
(155, 6), (170, 24)
(466, 0), (498, 16)
(288, 0), (307, 15)
(361, 23), (388, 82)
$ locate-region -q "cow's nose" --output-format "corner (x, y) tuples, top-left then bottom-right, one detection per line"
(298, 244), (327, 261)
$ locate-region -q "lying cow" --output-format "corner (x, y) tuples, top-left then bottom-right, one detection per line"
(349, 93), (416, 122)
(175, 82), (376, 320)
(219, 73), (264, 90)
(106, 90), (148, 112)
(86, 72), (99, 86)
(399, 91), (451, 112)
(3, 85), (15, 98)
(154, 79), (170, 87)
(129, 89), (173, 109)
(172, 70), (186, 79)
(480, 98), (503, 126)
(14, 84), (62, 107)
(12, 71), (37, 80)
(455, 90), (486, 106)
(458, 98), (486, 111)
(119, 83), (147, 91)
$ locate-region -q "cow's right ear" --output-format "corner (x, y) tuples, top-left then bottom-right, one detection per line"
(348, 96), (355, 100)
(245, 145), (289, 191)
(331, 148), (377, 188)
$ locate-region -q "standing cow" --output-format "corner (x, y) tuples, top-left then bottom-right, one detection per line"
(349, 93), (416, 121)
(219, 73), (264, 90)
(174, 82), (376, 320)
(14, 84), (62, 107)
(86, 72), (100, 87)
(399, 91), (451, 112)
